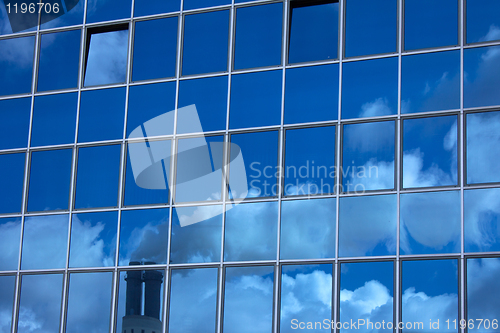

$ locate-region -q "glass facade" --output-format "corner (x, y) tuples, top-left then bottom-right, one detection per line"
(0, 0), (500, 332)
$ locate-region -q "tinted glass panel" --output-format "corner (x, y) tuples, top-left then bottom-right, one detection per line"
(0, 36), (34, 96)
(133, 17), (177, 81)
(0, 4), (36, 35)
(0, 153), (25, 214)
(183, 0), (230, 10)
(86, 0), (131, 23)
(134, 0), (180, 17)
(342, 57), (398, 119)
(0, 97), (31, 150)
(400, 191), (460, 255)
(40, 0), (84, 30)
(38, 29), (81, 92)
(464, 46), (500, 109)
(0, 275), (15, 332)
(466, 0), (500, 43)
(465, 188), (500, 252)
(0, 217), (21, 270)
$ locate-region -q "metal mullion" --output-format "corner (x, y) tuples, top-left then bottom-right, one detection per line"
(285, 58), (340, 69)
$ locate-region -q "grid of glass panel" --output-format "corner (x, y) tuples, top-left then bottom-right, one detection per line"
(1, 0), (500, 332)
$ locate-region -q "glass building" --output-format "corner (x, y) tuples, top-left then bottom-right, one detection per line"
(0, 0), (500, 332)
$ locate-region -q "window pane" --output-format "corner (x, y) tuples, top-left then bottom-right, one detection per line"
(0, 36), (35, 96)
(280, 198), (336, 260)
(66, 272), (113, 333)
(168, 268), (218, 333)
(403, 115), (458, 188)
(31, 92), (78, 146)
(69, 211), (118, 268)
(288, 1), (338, 63)
(281, 264), (332, 333)
(464, 46), (500, 109)
(38, 29), (81, 92)
(21, 214), (68, 270)
(400, 191), (460, 255)
(345, 0), (397, 57)
(339, 194), (397, 257)
(0, 217), (21, 270)
(0, 4), (36, 35)
(28, 149), (73, 212)
(78, 88), (125, 142)
(234, 3), (282, 70)
(342, 57), (398, 119)
(134, 0), (180, 17)
(86, 0), (132, 23)
(224, 201), (278, 261)
(170, 205), (223, 264)
(0, 153), (25, 214)
(183, 0), (230, 10)
(466, 0), (500, 43)
(118, 208), (169, 265)
(224, 266), (274, 333)
(342, 121), (395, 191)
(340, 262), (393, 333)
(40, 0), (84, 30)
(465, 188), (500, 252)
(182, 10), (229, 75)
(229, 70), (282, 129)
(284, 64), (339, 124)
(0, 275), (15, 332)
(402, 50), (460, 114)
(133, 17), (177, 81)
(0, 97), (31, 150)
(84, 29), (129, 87)
(284, 126), (336, 196)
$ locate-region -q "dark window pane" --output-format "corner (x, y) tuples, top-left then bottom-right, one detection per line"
(78, 87), (125, 142)
(40, 0), (84, 30)
(0, 36), (35, 96)
(134, 0), (180, 17)
(234, 3), (282, 70)
(345, 0), (397, 57)
(404, 0), (458, 50)
(464, 46), (500, 108)
(133, 17), (177, 81)
(69, 211), (118, 267)
(38, 29), (81, 92)
(465, 188), (500, 252)
(400, 191), (460, 255)
(0, 97), (31, 150)
(28, 149), (73, 212)
(0, 275), (15, 332)
(182, 10), (229, 75)
(0, 4), (36, 35)
(86, 0), (132, 23)
(229, 70), (282, 129)
(342, 57), (398, 119)
(289, 1), (338, 63)
(402, 115), (458, 188)
(0, 217), (21, 270)
(402, 50), (460, 114)
(467, 0), (500, 43)
(280, 198), (336, 260)
(284, 64), (339, 124)
(0, 153), (25, 214)
(21, 214), (68, 269)
(183, 0), (230, 10)
(31, 92), (78, 146)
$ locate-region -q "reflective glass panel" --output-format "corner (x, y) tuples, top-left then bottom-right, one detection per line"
(224, 201), (278, 261)
(339, 194), (397, 257)
(229, 70), (282, 129)
(404, 0), (458, 50)
(340, 262), (393, 332)
(284, 64), (339, 124)
(464, 46), (500, 108)
(78, 87), (125, 142)
(342, 57), (398, 119)
(400, 191), (460, 255)
(0, 97), (31, 150)
(465, 188), (500, 252)
(84, 29), (129, 87)
(118, 208), (169, 265)
(0, 3), (36, 35)
(224, 266), (274, 333)
(40, 0), (84, 30)
(467, 111), (500, 184)
(132, 17), (177, 81)
(183, 0), (230, 10)
(170, 205), (223, 264)
(66, 272), (113, 333)
(0, 275), (15, 332)
(38, 29), (81, 92)
(134, 0), (180, 17)
(234, 3), (282, 70)
(402, 50), (460, 114)
(0, 153), (25, 214)
(31, 92), (77, 146)
(69, 211), (118, 268)
(401, 260), (458, 330)
(342, 121), (395, 191)
(345, 0), (397, 57)
(18, 274), (63, 333)
(288, 1), (338, 63)
(0, 217), (21, 271)
(466, 0), (500, 43)
(280, 198), (336, 260)
(168, 268), (218, 333)
(21, 214), (68, 270)
(86, 0), (131, 23)
(0, 36), (35, 96)
(182, 10), (229, 75)
(281, 264), (332, 333)
(402, 115), (458, 188)
(75, 145), (121, 209)
(284, 126), (336, 196)
(27, 149), (73, 212)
